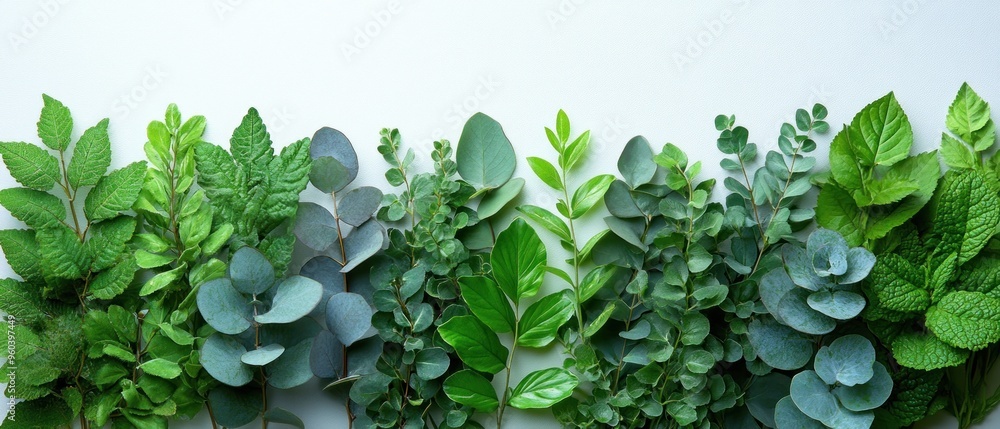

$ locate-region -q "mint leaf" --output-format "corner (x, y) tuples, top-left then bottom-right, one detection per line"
(828, 125), (865, 191)
(0, 141), (61, 191)
(930, 170), (1000, 265)
(851, 92), (912, 167)
(0, 187), (66, 229)
(940, 133), (978, 170)
(67, 118), (112, 189)
(815, 185), (864, 247)
(947, 83), (991, 143)
(926, 291), (1000, 350)
(865, 151), (940, 241)
(892, 332), (970, 371)
(84, 161), (146, 221)
(37, 94), (73, 151)
(867, 254), (930, 314)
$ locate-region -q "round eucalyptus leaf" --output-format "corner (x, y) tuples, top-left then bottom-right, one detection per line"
(338, 186), (383, 227)
(746, 373), (791, 428)
(310, 156), (351, 193)
(294, 202), (339, 251)
(790, 371), (839, 424)
(208, 386), (262, 428)
(197, 278), (252, 335)
(266, 338), (315, 389)
(201, 333), (254, 387)
(747, 317), (812, 371)
(309, 330), (344, 379)
(241, 343), (285, 366)
(229, 247), (274, 295)
(456, 112), (516, 189)
(833, 362), (892, 412)
(807, 290), (866, 320)
(776, 288), (837, 335)
(342, 219), (385, 272)
(808, 229), (849, 277)
(299, 255), (346, 317)
(414, 347), (450, 380)
(478, 178), (524, 219)
(327, 292), (374, 347)
(824, 408), (875, 429)
(347, 336), (383, 377)
(814, 335), (876, 386)
(255, 276), (323, 325)
(783, 245), (825, 291)
(618, 136), (657, 187)
(604, 180), (644, 219)
(310, 127), (358, 186)
(759, 269), (797, 324)
(840, 247), (876, 284)
(774, 396), (824, 429)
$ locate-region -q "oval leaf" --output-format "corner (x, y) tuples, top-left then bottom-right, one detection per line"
(460, 276), (515, 333)
(338, 186), (383, 226)
(241, 344), (286, 366)
(326, 292), (374, 347)
(255, 276), (323, 324)
(294, 202), (339, 251)
(492, 218), (547, 302)
(517, 292), (574, 348)
(443, 370), (499, 413)
(456, 112), (516, 189)
(197, 278), (251, 335)
(310, 127), (358, 189)
(229, 247), (274, 295)
(618, 136), (657, 187)
(438, 315), (508, 374)
(201, 334), (254, 387)
(478, 178), (524, 219)
(509, 368), (579, 409)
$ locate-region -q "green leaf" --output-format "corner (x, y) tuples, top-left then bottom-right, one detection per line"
(84, 161), (147, 221)
(68, 119), (112, 189)
(892, 332), (970, 370)
(816, 185), (865, 247)
(926, 291), (1000, 350)
(865, 151), (940, 241)
(438, 315), (508, 374)
(310, 127), (359, 191)
(200, 334), (254, 386)
(570, 174), (614, 219)
(940, 133), (978, 169)
(618, 136), (657, 187)
(828, 125), (865, 191)
(813, 335), (876, 387)
(527, 156), (563, 191)
(0, 141), (61, 191)
(0, 187), (66, 229)
(140, 358), (183, 379)
(229, 246), (275, 295)
(325, 292), (374, 347)
(255, 276), (322, 324)
(37, 94), (73, 151)
(139, 265), (184, 296)
(556, 110), (570, 143)
(931, 170), (1000, 265)
(851, 92), (912, 166)
(310, 156), (351, 194)
(790, 371), (841, 425)
(443, 369), (499, 413)
(517, 292), (574, 348)
(579, 264), (616, 304)
(832, 362), (893, 412)
(209, 387), (263, 428)
(868, 254), (930, 314)
(747, 317), (813, 370)
(414, 347), (450, 380)
(241, 344), (285, 366)
(338, 186), (383, 227)
(37, 225), (89, 279)
(0, 229), (43, 282)
(89, 258), (137, 300)
(509, 368), (579, 409)
(561, 130), (591, 170)
(947, 83), (991, 143)
(197, 278), (252, 335)
(492, 218), (547, 302)
(460, 276), (515, 333)
(266, 339), (314, 389)
(264, 408), (305, 429)
(87, 216), (136, 271)
(342, 219), (384, 272)
(516, 205), (571, 242)
(478, 177), (524, 219)
(0, 279), (47, 323)
(457, 112), (516, 189)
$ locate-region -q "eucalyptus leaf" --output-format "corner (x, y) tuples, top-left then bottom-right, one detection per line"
(338, 186), (382, 226)
(342, 219), (385, 272)
(478, 177), (524, 218)
(229, 247), (275, 295)
(618, 136), (657, 187)
(266, 339), (315, 389)
(209, 387), (263, 428)
(197, 278), (252, 335)
(241, 344), (286, 366)
(326, 292), (374, 347)
(310, 127), (359, 190)
(201, 334), (254, 387)
(294, 202), (339, 251)
(456, 112), (516, 189)
(255, 276), (323, 324)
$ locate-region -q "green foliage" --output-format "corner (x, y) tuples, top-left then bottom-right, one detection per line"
(441, 220), (578, 427)
(194, 107), (311, 274)
(196, 247), (323, 426)
(0, 95), (148, 428)
(815, 92), (940, 247)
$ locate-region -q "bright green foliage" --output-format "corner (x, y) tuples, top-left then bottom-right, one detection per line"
(196, 247), (323, 427)
(940, 83), (996, 171)
(355, 115), (520, 429)
(194, 107), (311, 274)
(441, 220), (578, 427)
(815, 92), (939, 247)
(0, 95), (146, 428)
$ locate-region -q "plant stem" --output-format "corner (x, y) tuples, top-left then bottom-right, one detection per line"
(559, 165), (585, 340)
(496, 323), (519, 429)
(330, 190), (355, 428)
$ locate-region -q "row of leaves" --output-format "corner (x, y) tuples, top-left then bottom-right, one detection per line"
(2, 82), (1000, 429)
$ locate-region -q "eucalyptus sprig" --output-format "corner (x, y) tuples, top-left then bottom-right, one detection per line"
(0, 95), (146, 428)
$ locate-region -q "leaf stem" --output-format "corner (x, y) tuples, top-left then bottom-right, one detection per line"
(330, 190), (355, 429)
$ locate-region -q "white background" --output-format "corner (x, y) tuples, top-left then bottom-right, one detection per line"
(1, 1), (999, 428)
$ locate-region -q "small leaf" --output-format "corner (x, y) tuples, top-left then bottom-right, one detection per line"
(229, 247), (275, 295)
(200, 334), (254, 387)
(415, 347), (450, 380)
(255, 276), (323, 324)
(325, 292), (373, 347)
(813, 335), (876, 387)
(438, 315), (508, 374)
(516, 205), (571, 242)
(264, 408), (305, 429)
(509, 368), (579, 409)
(443, 370), (499, 413)
(241, 344), (285, 366)
(570, 174), (615, 219)
(456, 112), (516, 189)
(527, 156), (563, 191)
(139, 359), (182, 380)
(947, 83), (991, 142)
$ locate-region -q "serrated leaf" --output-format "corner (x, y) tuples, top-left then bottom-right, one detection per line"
(0, 141), (61, 191)
(37, 94), (73, 151)
(926, 291), (1000, 350)
(37, 225), (89, 279)
(947, 83), (991, 143)
(892, 332), (970, 370)
(0, 229), (43, 282)
(0, 279), (47, 323)
(68, 119), (112, 189)
(84, 161), (147, 220)
(851, 92), (912, 166)
(0, 187), (66, 229)
(90, 258), (137, 299)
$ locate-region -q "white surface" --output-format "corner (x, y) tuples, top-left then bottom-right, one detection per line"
(1, 1), (999, 428)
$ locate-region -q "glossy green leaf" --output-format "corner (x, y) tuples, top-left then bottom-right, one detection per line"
(527, 156), (563, 191)
(438, 315), (508, 374)
(491, 218), (547, 301)
(460, 276), (515, 333)
(516, 205), (571, 242)
(509, 368), (579, 409)
(67, 119), (112, 189)
(570, 174), (614, 219)
(517, 292), (574, 348)
(37, 94), (73, 151)
(443, 370), (499, 413)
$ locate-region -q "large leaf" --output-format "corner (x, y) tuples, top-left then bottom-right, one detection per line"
(618, 136), (657, 187)
(0, 141), (60, 191)
(266, 339), (315, 389)
(255, 276), (323, 324)
(209, 387), (262, 428)
(813, 335), (876, 387)
(438, 315), (508, 374)
(310, 127), (358, 192)
(0, 187), (66, 229)
(747, 317), (813, 370)
(931, 170), (1000, 265)
(443, 370), (499, 413)
(229, 246), (275, 295)
(325, 292), (374, 346)
(342, 219), (384, 272)
(201, 334), (254, 387)
(68, 119), (112, 189)
(294, 202), (339, 251)
(891, 332), (970, 370)
(197, 278), (252, 335)
(84, 161), (147, 221)
(508, 368), (579, 409)
(491, 218), (547, 301)
(850, 92), (912, 167)
(459, 276), (515, 333)
(456, 112), (516, 189)
(517, 292), (574, 348)
(925, 291), (1000, 350)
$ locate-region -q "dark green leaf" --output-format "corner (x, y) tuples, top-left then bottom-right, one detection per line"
(443, 369), (499, 413)
(438, 315), (508, 374)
